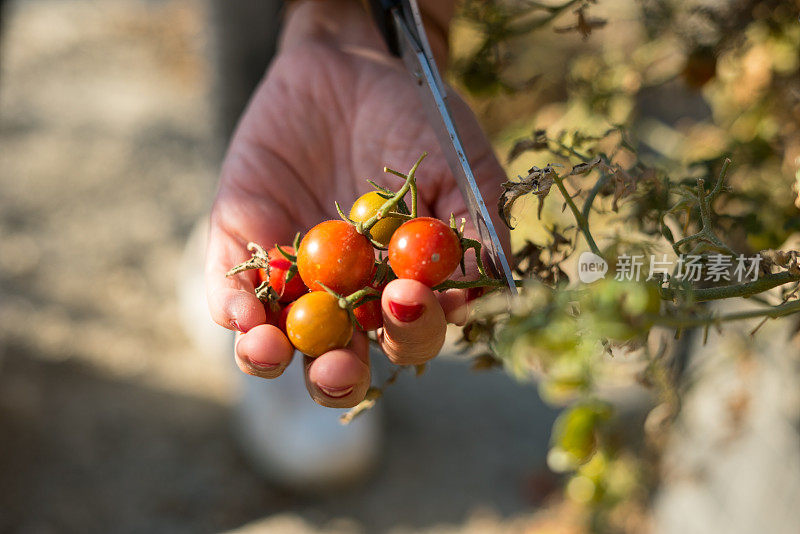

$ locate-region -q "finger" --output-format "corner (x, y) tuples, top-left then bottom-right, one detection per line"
(379, 279), (447, 365)
(234, 324), (295, 379)
(205, 224), (266, 332)
(205, 150), (298, 333)
(436, 287), (485, 326)
(304, 331), (371, 408)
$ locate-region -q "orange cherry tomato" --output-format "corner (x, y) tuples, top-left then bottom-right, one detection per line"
(285, 291), (353, 357)
(388, 217), (462, 287)
(297, 220), (375, 295)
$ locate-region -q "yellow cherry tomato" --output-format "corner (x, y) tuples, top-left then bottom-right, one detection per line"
(349, 191), (403, 247)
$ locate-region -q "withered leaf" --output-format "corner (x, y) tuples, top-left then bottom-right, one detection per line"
(610, 166), (639, 211)
(554, 6), (607, 40)
(761, 249), (800, 275)
(507, 129), (548, 163)
(568, 156), (603, 176)
(498, 166), (557, 229)
(512, 234), (570, 286)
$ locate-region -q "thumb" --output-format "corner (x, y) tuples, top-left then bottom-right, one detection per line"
(379, 279), (447, 365)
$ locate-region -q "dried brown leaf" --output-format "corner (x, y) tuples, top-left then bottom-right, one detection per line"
(507, 129), (548, 163)
(554, 6), (607, 40)
(569, 156), (603, 176)
(498, 166), (557, 229)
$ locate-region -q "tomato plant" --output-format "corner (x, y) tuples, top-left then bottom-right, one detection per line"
(388, 217), (462, 287)
(297, 220), (375, 294)
(285, 291), (353, 357)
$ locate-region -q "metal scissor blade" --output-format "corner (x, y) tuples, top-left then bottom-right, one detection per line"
(390, 8), (518, 295)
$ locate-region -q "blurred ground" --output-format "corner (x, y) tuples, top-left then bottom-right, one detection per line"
(0, 1), (560, 532)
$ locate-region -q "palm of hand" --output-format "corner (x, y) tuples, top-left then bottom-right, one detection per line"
(213, 41), (501, 250)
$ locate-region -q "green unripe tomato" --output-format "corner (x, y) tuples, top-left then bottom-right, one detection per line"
(586, 279), (661, 341)
(552, 402), (611, 466)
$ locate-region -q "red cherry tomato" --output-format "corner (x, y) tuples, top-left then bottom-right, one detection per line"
(257, 246), (308, 303)
(388, 217), (462, 287)
(297, 220), (375, 295)
(285, 291), (353, 357)
(353, 278), (386, 331)
(353, 298), (383, 331)
(352, 273), (388, 331)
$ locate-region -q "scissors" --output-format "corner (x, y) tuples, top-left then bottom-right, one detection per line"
(368, 0), (518, 296)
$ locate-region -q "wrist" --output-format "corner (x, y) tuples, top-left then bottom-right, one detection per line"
(281, 0), (451, 67)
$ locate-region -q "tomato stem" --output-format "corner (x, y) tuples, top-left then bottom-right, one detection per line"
(226, 242), (269, 277)
(335, 201), (357, 225)
(432, 277), (526, 291)
(254, 281), (281, 305)
(361, 152), (426, 235)
(461, 237), (489, 277)
(274, 244), (297, 262)
(341, 286), (382, 308)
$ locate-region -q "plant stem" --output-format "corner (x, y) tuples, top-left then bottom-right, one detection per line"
(662, 270), (800, 302)
(581, 171), (610, 222)
(672, 159), (735, 257)
(652, 298), (800, 329)
(341, 286), (381, 308)
(433, 277), (526, 291)
(553, 173), (601, 255)
(362, 153), (426, 233)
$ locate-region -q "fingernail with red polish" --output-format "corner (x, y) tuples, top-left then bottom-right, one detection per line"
(388, 301), (425, 322)
(230, 319), (246, 333)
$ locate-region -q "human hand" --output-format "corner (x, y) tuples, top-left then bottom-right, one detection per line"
(205, 0), (510, 408)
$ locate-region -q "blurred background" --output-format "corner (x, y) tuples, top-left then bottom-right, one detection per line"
(0, 1), (561, 532)
(1, 0), (799, 533)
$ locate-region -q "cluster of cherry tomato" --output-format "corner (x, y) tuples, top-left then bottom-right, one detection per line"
(228, 155), (467, 358)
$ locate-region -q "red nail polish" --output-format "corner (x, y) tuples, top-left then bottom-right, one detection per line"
(388, 301), (425, 322)
(231, 319), (247, 333)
